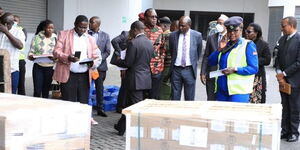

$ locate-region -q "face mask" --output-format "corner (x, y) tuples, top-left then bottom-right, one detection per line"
(13, 21), (18, 27)
(216, 24), (224, 33)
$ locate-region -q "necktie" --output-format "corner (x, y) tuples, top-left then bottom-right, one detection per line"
(181, 34), (186, 67)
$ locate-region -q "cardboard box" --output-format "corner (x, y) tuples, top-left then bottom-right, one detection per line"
(0, 93), (91, 150)
(123, 100), (281, 150)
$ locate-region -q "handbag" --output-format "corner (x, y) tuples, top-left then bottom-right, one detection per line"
(51, 82), (61, 99)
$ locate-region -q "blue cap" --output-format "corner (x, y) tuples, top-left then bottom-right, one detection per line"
(224, 16), (243, 30)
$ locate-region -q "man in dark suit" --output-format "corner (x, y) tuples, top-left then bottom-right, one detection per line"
(275, 16), (300, 142)
(114, 21), (153, 136)
(88, 16), (111, 117)
(111, 31), (130, 113)
(201, 14), (228, 101)
(169, 16), (202, 100)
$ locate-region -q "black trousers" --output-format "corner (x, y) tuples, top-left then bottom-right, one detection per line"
(116, 89), (145, 133)
(281, 88), (300, 136)
(61, 72), (89, 104)
(94, 70), (106, 110)
(32, 63), (53, 98)
(205, 75), (216, 101)
(17, 60), (26, 95)
(149, 73), (162, 99)
(117, 71), (128, 112)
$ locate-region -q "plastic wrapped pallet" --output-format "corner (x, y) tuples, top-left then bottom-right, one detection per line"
(122, 100), (282, 150)
(0, 93), (91, 150)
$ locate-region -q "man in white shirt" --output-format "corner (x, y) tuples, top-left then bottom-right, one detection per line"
(169, 16), (203, 100)
(0, 12), (25, 94)
(53, 15), (101, 104)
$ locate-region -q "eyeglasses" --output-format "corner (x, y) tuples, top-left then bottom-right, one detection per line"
(245, 30), (254, 34)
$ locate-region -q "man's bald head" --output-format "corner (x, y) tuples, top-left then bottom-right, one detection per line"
(179, 16), (192, 34)
(89, 16), (101, 32)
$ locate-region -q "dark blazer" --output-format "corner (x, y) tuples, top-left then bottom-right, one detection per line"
(111, 31), (129, 53)
(115, 34), (153, 90)
(88, 30), (111, 71)
(110, 31), (129, 65)
(201, 33), (218, 75)
(275, 32), (300, 88)
(255, 39), (271, 77)
(169, 29), (203, 79)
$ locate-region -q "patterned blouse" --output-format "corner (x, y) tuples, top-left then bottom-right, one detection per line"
(144, 25), (164, 74)
(28, 31), (57, 66)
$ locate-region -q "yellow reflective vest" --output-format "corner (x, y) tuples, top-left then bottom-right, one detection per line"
(16, 25), (25, 60)
(217, 38), (255, 95)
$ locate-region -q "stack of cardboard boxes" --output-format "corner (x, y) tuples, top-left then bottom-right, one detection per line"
(0, 93), (91, 150)
(123, 100), (282, 150)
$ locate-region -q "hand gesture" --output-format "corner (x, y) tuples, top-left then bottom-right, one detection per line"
(200, 74), (206, 85)
(28, 55), (35, 61)
(0, 23), (8, 34)
(68, 55), (79, 62)
(222, 67), (236, 75)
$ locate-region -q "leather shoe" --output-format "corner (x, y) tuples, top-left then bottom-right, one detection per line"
(114, 124), (124, 136)
(97, 110), (107, 117)
(287, 134), (298, 142)
(281, 133), (289, 139)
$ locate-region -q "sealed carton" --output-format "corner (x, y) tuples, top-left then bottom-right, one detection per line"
(0, 93), (91, 150)
(123, 100), (281, 150)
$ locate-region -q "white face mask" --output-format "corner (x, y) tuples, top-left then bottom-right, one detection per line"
(13, 21), (18, 27)
(216, 24), (224, 33)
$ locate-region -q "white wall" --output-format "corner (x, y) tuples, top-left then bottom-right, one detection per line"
(269, 0), (300, 17)
(153, 0), (270, 40)
(62, 0), (144, 40)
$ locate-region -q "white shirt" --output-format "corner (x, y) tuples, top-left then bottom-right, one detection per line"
(287, 31), (297, 41)
(175, 29), (191, 66)
(0, 26), (26, 72)
(70, 32), (89, 73)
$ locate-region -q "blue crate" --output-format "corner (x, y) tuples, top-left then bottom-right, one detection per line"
(103, 97), (117, 112)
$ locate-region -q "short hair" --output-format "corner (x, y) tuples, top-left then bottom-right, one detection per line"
(283, 16), (297, 28)
(74, 15), (88, 26)
(90, 16), (100, 22)
(180, 16), (192, 26)
(130, 20), (145, 31)
(0, 12), (14, 25)
(35, 19), (53, 35)
(144, 8), (155, 17)
(248, 23), (262, 39)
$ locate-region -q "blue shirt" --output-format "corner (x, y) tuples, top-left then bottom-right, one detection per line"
(208, 38), (258, 100)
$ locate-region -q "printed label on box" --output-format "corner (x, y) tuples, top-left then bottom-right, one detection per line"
(252, 135), (257, 145)
(234, 146), (250, 150)
(179, 125), (208, 148)
(211, 120), (226, 132)
(130, 126), (144, 138)
(210, 144), (225, 150)
(151, 127), (165, 140)
(172, 128), (180, 141)
(234, 121), (249, 133)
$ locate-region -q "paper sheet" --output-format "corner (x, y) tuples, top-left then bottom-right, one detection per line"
(209, 70), (224, 78)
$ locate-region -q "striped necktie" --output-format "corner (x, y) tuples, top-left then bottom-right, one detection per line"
(181, 34), (186, 67)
